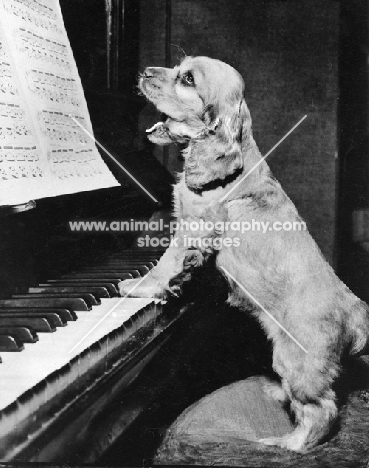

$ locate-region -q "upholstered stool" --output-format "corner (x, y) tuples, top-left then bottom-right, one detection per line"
(155, 362), (369, 467)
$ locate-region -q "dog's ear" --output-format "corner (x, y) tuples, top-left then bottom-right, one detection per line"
(215, 96), (252, 159)
(185, 97), (252, 190)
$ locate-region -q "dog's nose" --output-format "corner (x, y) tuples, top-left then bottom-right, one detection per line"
(143, 68), (154, 78)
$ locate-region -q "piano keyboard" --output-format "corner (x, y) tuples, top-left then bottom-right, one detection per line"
(0, 297), (158, 410)
(0, 248), (185, 461)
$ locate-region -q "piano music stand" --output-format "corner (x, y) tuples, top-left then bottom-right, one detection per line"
(0, 200), (36, 216)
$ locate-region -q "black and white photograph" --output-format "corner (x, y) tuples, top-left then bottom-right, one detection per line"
(0, 0), (368, 466)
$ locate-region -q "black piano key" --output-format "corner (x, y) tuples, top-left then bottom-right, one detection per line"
(110, 259), (159, 265)
(74, 270), (144, 279)
(29, 286), (110, 299)
(0, 326), (38, 343)
(102, 261), (156, 269)
(0, 308), (76, 322)
(112, 250), (163, 255)
(47, 277), (122, 287)
(0, 335), (24, 352)
(60, 272), (135, 280)
(13, 292), (100, 307)
(0, 316), (54, 332)
(90, 260), (154, 266)
(102, 258), (156, 263)
(0, 297), (90, 311)
(80, 266), (150, 275)
(111, 255), (162, 261)
(0, 312), (66, 328)
(42, 281), (118, 297)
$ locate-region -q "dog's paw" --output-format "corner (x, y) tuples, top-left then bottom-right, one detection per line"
(259, 432), (307, 452)
(262, 379), (289, 404)
(118, 276), (166, 298)
(167, 283), (182, 297)
(184, 249), (204, 269)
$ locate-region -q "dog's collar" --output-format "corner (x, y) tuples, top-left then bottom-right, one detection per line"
(186, 166), (243, 195)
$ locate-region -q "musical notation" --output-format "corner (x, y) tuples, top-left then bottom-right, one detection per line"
(0, 0), (118, 206)
(0, 145), (38, 162)
(0, 61), (19, 97)
(0, 124), (29, 139)
(4, 0), (63, 36)
(0, 145), (42, 180)
(0, 102), (25, 120)
(39, 111), (88, 144)
(0, 103), (30, 139)
(14, 28), (71, 70)
(0, 42), (5, 59)
(49, 147), (103, 179)
(0, 31), (43, 186)
(26, 69), (81, 107)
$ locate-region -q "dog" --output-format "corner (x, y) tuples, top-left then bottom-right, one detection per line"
(119, 56), (369, 452)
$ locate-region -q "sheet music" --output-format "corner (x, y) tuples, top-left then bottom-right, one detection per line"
(0, 0), (119, 206)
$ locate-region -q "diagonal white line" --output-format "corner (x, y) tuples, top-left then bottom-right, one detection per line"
(69, 116), (160, 204)
(219, 115), (307, 203)
(68, 272), (153, 354)
(220, 266), (308, 353)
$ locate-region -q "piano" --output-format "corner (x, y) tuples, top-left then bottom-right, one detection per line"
(0, 186), (201, 462)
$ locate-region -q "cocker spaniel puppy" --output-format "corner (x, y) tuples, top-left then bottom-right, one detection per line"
(119, 56), (369, 452)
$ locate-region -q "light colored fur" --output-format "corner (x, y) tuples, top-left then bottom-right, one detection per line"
(119, 56), (369, 451)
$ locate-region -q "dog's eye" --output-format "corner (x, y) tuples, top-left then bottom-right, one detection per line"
(182, 71), (195, 86)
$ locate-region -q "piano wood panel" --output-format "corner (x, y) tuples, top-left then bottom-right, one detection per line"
(0, 188), (154, 299)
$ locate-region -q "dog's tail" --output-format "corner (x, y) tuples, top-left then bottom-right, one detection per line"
(348, 300), (369, 356)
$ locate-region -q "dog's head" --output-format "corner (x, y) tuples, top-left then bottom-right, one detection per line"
(139, 56), (252, 190)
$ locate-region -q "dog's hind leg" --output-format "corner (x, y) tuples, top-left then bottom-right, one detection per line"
(260, 339), (339, 451)
(261, 392), (337, 451)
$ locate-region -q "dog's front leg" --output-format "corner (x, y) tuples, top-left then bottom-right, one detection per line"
(118, 218), (213, 298)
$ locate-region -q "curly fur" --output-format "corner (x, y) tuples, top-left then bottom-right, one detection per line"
(119, 56), (369, 452)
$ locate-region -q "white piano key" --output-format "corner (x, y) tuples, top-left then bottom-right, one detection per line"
(0, 298), (156, 411)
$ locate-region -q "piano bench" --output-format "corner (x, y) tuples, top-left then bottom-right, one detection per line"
(155, 359), (369, 466)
